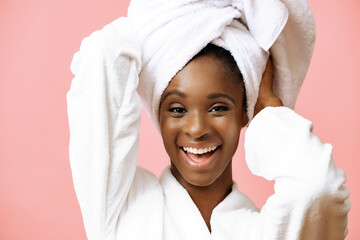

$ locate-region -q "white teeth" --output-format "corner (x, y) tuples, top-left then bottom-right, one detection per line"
(183, 146), (218, 155)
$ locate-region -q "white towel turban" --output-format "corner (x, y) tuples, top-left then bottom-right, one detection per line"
(127, 0), (316, 130)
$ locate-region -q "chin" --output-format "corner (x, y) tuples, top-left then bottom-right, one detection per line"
(183, 173), (219, 187)
(171, 161), (230, 189)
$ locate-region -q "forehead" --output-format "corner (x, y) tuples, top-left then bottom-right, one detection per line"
(164, 55), (243, 97)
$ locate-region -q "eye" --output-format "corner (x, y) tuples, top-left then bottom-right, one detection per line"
(209, 105), (229, 113)
(168, 107), (187, 117)
(169, 107), (186, 113)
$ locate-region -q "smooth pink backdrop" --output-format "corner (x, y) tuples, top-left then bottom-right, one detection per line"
(0, 0), (359, 239)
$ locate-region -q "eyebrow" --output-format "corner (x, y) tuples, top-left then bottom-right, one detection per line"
(161, 90), (235, 104)
(161, 90), (186, 103)
(207, 93), (235, 104)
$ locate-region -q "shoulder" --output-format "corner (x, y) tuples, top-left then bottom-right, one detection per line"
(127, 167), (163, 201)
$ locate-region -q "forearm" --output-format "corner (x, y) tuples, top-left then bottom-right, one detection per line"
(67, 18), (141, 239)
(245, 107), (350, 239)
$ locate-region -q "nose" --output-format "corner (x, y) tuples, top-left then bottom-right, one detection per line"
(183, 111), (211, 139)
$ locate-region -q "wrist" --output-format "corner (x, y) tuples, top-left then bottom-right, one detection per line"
(254, 97), (283, 116)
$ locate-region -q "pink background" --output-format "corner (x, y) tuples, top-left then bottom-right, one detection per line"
(0, 0), (359, 239)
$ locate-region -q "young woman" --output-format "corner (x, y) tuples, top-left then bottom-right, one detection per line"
(67, 6), (350, 240)
(158, 44), (282, 232)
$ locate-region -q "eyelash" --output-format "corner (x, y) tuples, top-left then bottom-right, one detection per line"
(209, 105), (229, 112)
(168, 107), (187, 114)
(168, 105), (229, 116)
(168, 107), (187, 117)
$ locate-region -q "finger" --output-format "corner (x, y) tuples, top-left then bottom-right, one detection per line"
(261, 58), (274, 89)
(265, 57), (273, 75)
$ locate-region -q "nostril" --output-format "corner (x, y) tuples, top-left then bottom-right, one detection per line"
(184, 127), (211, 139)
(183, 114), (211, 139)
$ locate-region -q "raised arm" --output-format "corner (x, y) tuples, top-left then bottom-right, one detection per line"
(245, 59), (350, 239)
(66, 18), (141, 239)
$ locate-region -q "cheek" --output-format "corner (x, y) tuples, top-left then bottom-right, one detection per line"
(214, 112), (242, 132)
(213, 115), (242, 148)
(160, 116), (183, 144)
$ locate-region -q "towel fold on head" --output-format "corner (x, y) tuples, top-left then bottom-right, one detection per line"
(127, 0), (316, 129)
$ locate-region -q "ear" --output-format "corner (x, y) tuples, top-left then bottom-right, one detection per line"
(240, 110), (249, 128)
(240, 109), (249, 128)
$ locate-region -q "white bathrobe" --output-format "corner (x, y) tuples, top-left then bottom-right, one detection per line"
(67, 18), (350, 240)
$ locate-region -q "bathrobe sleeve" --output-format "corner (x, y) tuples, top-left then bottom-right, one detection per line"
(66, 18), (142, 239)
(244, 107), (350, 240)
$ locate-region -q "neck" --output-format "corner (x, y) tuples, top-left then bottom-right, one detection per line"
(170, 163), (233, 232)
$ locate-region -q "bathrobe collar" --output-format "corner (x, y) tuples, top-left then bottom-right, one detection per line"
(159, 166), (257, 239)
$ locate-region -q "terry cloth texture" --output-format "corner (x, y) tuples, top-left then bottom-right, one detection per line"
(67, 18), (349, 239)
(127, 0), (316, 130)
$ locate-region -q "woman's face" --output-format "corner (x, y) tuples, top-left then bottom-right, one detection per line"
(159, 55), (248, 187)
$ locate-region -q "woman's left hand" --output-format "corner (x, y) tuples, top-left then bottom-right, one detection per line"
(253, 57), (283, 116)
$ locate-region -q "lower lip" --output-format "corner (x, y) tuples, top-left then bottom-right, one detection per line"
(181, 147), (219, 169)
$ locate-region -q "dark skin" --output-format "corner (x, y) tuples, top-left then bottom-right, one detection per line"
(159, 55), (282, 232)
(254, 58), (284, 116)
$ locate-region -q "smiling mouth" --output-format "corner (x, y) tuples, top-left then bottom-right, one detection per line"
(182, 146), (218, 155)
(181, 146), (220, 165)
